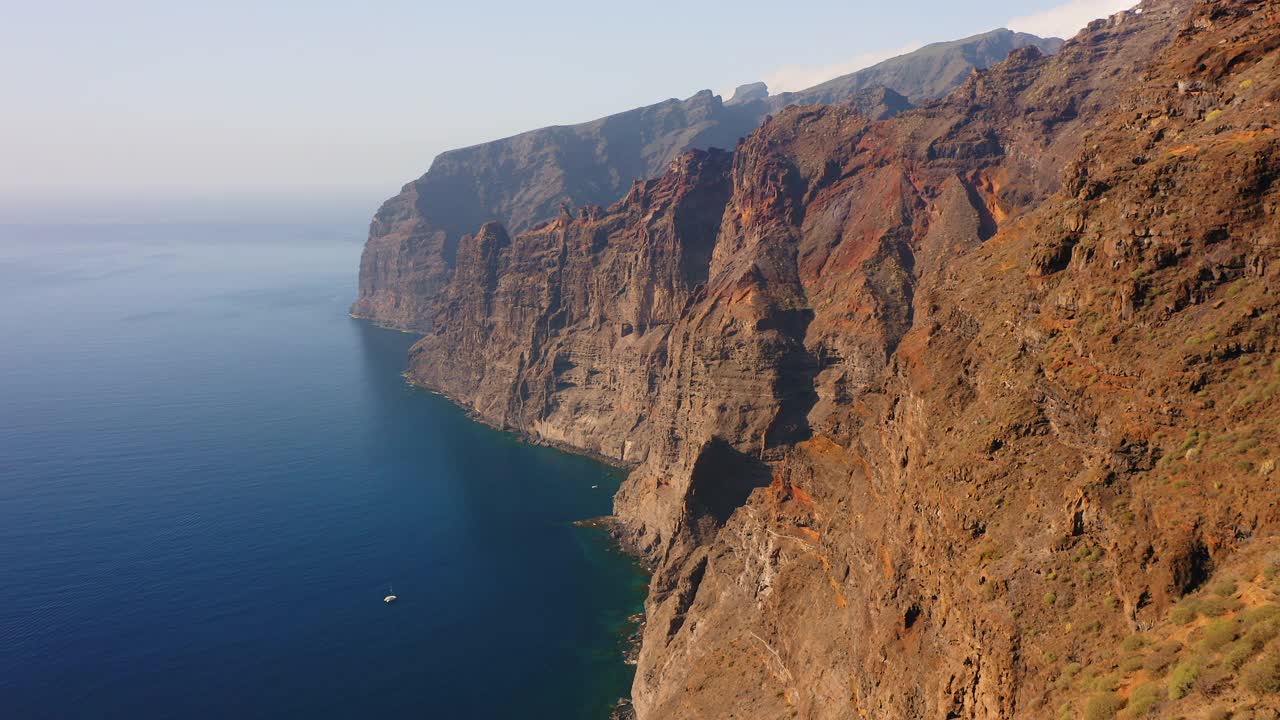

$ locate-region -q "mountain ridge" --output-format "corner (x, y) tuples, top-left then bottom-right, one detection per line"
(351, 28), (1062, 330)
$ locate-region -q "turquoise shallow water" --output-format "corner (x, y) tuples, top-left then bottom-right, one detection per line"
(0, 223), (647, 719)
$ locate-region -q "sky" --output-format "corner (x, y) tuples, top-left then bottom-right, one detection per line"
(1, 0), (1134, 224)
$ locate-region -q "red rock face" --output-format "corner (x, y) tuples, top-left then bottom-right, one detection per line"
(402, 0), (1280, 717)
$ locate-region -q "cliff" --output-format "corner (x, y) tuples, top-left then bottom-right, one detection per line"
(394, 0), (1280, 717)
(610, 2), (1280, 716)
(411, 147), (734, 459)
(774, 28), (1064, 106)
(351, 30), (1062, 330)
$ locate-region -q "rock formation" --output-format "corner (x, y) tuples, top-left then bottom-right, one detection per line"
(352, 30), (1062, 330)
(372, 0), (1280, 716)
(770, 28), (1063, 106)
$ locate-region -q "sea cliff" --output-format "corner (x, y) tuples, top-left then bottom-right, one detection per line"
(358, 1), (1280, 716)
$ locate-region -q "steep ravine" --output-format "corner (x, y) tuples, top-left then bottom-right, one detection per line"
(383, 0), (1280, 717)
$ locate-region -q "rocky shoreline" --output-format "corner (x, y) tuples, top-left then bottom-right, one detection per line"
(573, 516), (649, 720)
(404, 373), (639, 472)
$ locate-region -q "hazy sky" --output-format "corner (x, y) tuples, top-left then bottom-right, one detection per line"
(1, 0), (1133, 223)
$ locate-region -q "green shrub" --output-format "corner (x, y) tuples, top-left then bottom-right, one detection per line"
(1233, 438), (1259, 454)
(1090, 672), (1122, 692)
(1122, 635), (1148, 652)
(1243, 617), (1280, 649)
(1045, 591), (1058, 606)
(1145, 642), (1182, 677)
(1058, 662), (1083, 688)
(1084, 693), (1124, 720)
(1225, 639), (1258, 670)
(1167, 659), (1201, 699)
(1212, 580), (1238, 597)
(1105, 594), (1120, 610)
(1241, 650), (1280, 694)
(1198, 597), (1227, 617)
(1242, 604), (1280, 627)
(1125, 681), (1163, 717)
(1202, 618), (1241, 650)
(1120, 655), (1146, 673)
(1200, 597), (1241, 617)
(1171, 605), (1198, 625)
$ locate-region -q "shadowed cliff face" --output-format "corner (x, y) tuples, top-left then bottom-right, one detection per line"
(400, 0), (1280, 717)
(409, 148), (734, 461)
(351, 30), (1062, 330)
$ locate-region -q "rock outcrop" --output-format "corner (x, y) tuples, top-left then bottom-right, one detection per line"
(352, 30), (1062, 330)
(384, 0), (1280, 716)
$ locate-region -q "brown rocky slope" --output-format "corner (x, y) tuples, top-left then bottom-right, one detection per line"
(400, 0), (1279, 717)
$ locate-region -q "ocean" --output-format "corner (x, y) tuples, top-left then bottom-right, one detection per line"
(0, 223), (647, 719)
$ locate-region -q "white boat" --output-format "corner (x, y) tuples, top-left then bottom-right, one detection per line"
(384, 584), (397, 603)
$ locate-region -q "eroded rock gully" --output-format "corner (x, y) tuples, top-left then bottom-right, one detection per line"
(375, 0), (1280, 716)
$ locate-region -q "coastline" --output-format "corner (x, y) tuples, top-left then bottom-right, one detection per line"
(401, 374), (640, 472)
(353, 313), (652, 716)
(352, 311), (638, 470)
(410, 379), (654, 716)
(573, 518), (649, 720)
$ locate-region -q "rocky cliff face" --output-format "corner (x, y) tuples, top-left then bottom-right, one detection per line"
(352, 90), (756, 330)
(351, 30), (1061, 330)
(774, 28), (1064, 106)
(615, 3), (1280, 716)
(410, 148), (733, 460)
(394, 0), (1280, 717)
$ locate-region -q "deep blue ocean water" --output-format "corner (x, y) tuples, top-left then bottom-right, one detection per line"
(0, 224), (647, 719)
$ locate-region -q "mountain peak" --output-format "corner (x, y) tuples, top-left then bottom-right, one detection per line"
(726, 82), (769, 106)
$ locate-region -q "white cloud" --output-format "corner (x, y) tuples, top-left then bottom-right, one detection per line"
(1008, 0), (1139, 39)
(755, 41), (926, 95)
